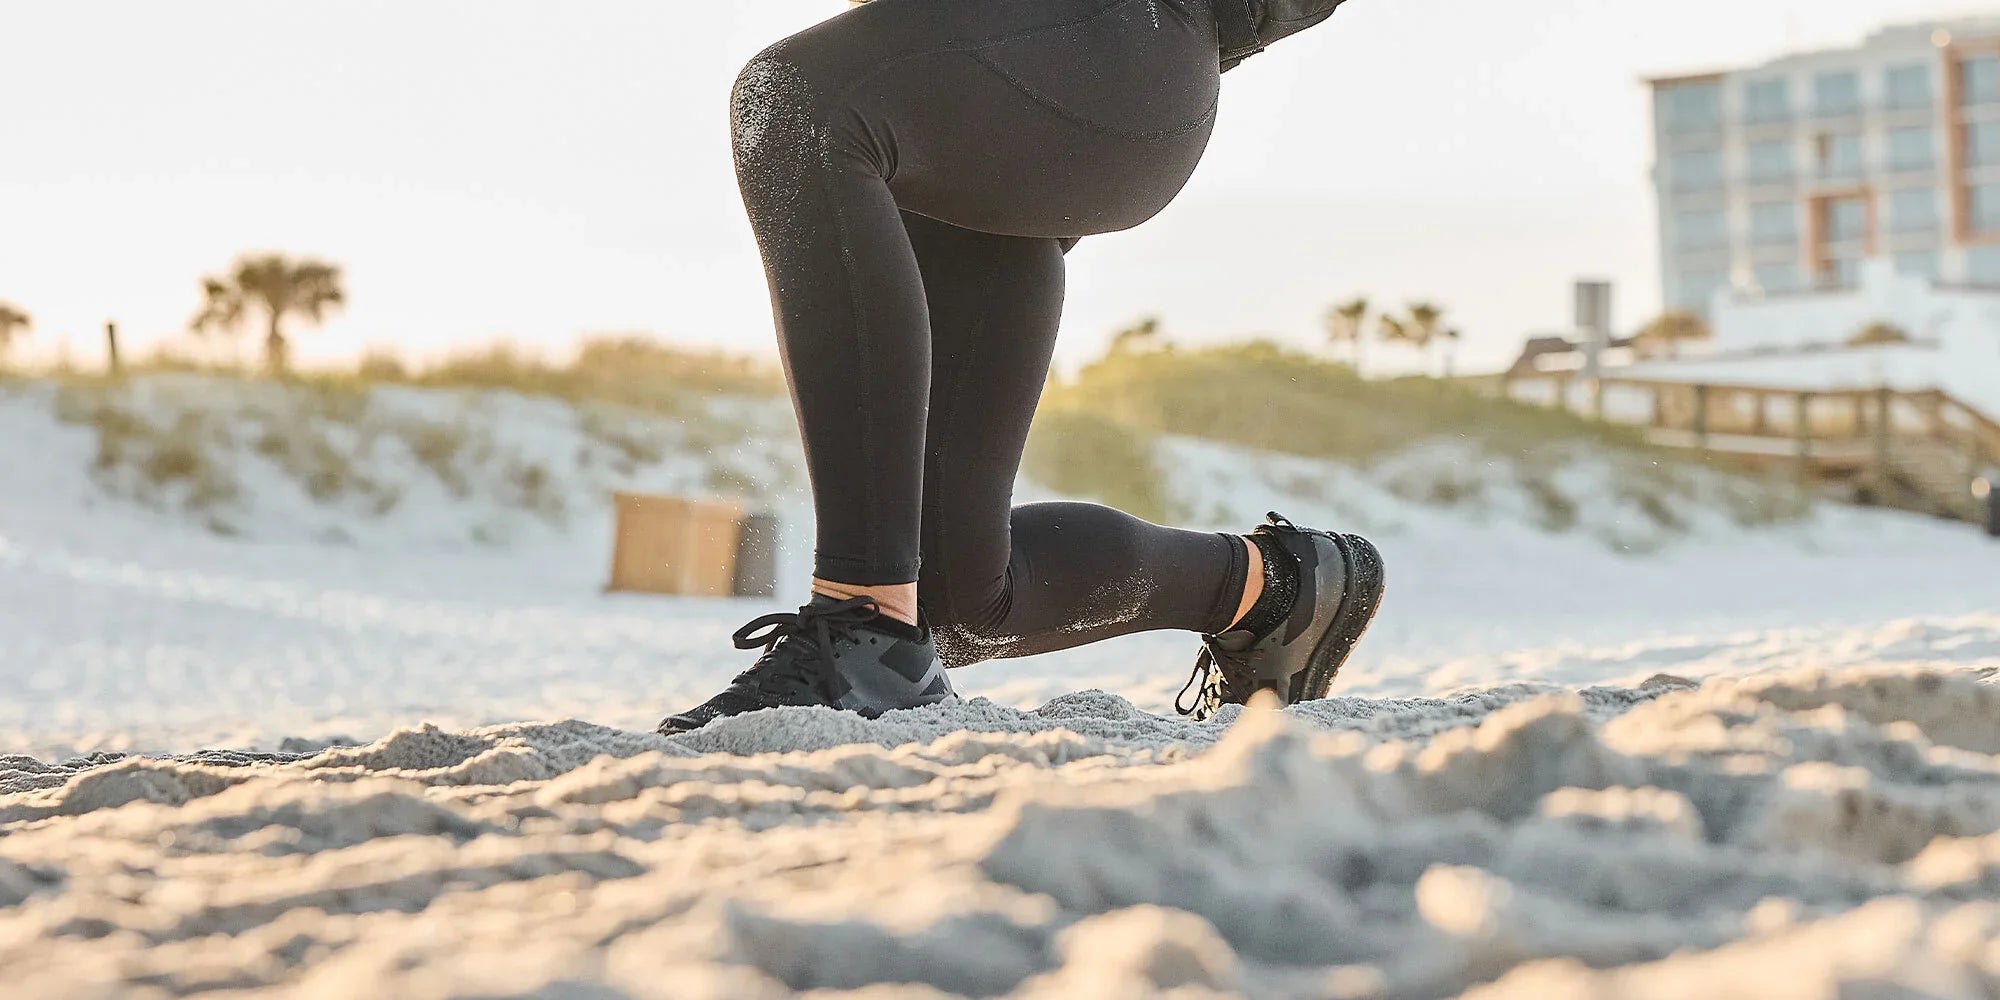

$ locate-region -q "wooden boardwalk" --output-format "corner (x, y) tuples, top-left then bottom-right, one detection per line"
(1505, 374), (2000, 527)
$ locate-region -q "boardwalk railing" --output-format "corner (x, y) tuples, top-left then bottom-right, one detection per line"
(1503, 374), (2000, 525)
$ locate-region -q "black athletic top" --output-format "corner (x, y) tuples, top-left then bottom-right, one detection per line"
(1216, 0), (1349, 71)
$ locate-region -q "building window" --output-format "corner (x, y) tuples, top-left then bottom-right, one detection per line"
(1751, 201), (1798, 243)
(1747, 139), (1794, 183)
(1892, 251), (1940, 282)
(1755, 262), (1802, 293)
(1818, 255), (1862, 289)
(1675, 269), (1727, 311)
(1967, 121), (2000, 168)
(1969, 183), (2000, 233)
(1970, 122), (2000, 167)
(1659, 82), (1722, 133)
(1969, 246), (2000, 286)
(1885, 64), (1934, 110)
(1743, 79), (1791, 124)
(1962, 56), (2000, 106)
(1668, 149), (1723, 191)
(1888, 188), (1939, 233)
(1813, 70), (1862, 117)
(1675, 209), (1728, 249)
(1887, 127), (1936, 172)
(1822, 197), (1868, 243)
(1817, 133), (1863, 179)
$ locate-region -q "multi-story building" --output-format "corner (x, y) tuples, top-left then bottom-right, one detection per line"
(1649, 17), (2000, 316)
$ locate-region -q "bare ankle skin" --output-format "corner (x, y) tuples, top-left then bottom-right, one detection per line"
(1231, 534), (1264, 629)
(811, 578), (920, 627)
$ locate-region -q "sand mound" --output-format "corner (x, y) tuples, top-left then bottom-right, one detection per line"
(3, 666), (1999, 998)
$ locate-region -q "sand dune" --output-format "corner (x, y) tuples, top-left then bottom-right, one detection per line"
(4, 665), (1998, 998)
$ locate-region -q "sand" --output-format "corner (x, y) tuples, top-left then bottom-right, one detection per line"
(4, 665), (1999, 999)
(6, 376), (2000, 996)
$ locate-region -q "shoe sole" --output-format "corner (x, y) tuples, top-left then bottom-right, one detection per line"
(1287, 532), (1386, 704)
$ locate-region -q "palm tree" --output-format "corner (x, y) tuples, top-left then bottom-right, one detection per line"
(1109, 315), (1163, 354)
(1847, 321), (1912, 347)
(1400, 301), (1451, 375)
(191, 253), (345, 372)
(1633, 310), (1711, 360)
(1324, 297), (1369, 371)
(0, 302), (29, 359)
(1378, 314), (1414, 359)
(1440, 327), (1464, 379)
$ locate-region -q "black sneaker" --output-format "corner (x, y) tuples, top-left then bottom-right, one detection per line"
(1175, 513), (1385, 721)
(657, 595), (955, 734)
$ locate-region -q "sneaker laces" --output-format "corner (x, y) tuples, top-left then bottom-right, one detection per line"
(726, 595), (885, 707)
(1175, 636), (1255, 720)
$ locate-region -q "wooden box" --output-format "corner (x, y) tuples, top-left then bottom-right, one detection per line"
(607, 493), (746, 597)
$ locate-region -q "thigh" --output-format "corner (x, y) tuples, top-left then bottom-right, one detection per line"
(906, 212), (1066, 622)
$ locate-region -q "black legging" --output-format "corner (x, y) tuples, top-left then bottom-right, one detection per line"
(734, 0), (1247, 667)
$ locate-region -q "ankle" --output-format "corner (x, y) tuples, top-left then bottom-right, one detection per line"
(1228, 533), (1299, 637)
(1231, 534), (1265, 625)
(811, 578), (920, 627)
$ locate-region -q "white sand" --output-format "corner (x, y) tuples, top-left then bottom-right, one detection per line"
(3, 665), (1999, 998)
(6, 377), (2000, 995)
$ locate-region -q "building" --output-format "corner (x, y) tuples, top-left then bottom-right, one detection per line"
(1707, 257), (2000, 360)
(1649, 17), (2000, 316)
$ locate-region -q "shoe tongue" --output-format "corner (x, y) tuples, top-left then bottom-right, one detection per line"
(1211, 629), (1260, 653)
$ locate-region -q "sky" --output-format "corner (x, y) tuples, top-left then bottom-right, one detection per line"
(2, 0), (1995, 375)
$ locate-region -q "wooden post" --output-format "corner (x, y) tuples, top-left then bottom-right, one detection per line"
(1692, 384), (1711, 454)
(104, 321), (121, 375)
(1795, 391), (1816, 483)
(730, 512), (780, 598)
(1650, 383), (1667, 428)
(1751, 389), (1770, 437)
(1968, 409), (1986, 484)
(1871, 386), (1893, 499)
(1916, 392), (1945, 440)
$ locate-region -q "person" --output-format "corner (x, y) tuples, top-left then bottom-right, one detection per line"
(659, 0), (1380, 734)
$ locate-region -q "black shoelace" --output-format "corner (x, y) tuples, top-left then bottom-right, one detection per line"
(727, 595), (885, 707)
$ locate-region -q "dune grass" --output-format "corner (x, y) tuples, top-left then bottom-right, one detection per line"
(34, 333), (1811, 543)
(1025, 339), (1811, 535)
(1041, 340), (1648, 464)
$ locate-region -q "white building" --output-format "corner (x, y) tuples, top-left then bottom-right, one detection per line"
(1649, 17), (2000, 314)
(1620, 259), (2000, 421)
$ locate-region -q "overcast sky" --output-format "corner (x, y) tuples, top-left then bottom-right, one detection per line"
(3, 0), (1992, 373)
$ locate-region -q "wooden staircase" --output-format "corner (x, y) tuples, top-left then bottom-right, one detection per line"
(1881, 437), (1985, 521)
(1502, 374), (2000, 532)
